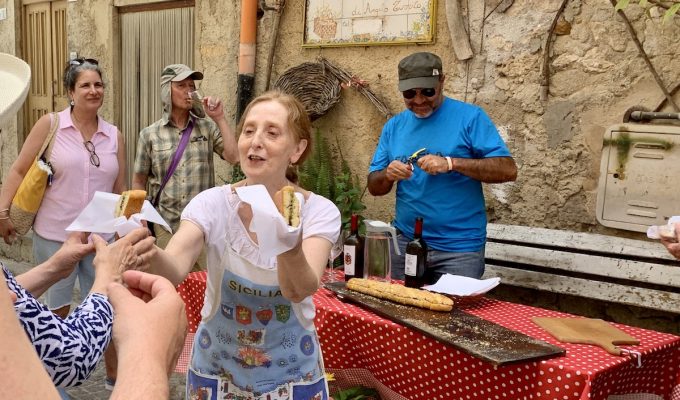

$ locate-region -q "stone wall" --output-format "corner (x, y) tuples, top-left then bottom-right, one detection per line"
(3, 0), (679, 233)
(0, 1), (679, 326)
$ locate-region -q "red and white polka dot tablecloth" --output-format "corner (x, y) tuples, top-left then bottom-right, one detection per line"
(175, 272), (680, 400)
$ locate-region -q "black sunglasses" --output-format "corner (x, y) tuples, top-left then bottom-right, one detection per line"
(84, 140), (100, 168)
(402, 87), (437, 99)
(70, 58), (99, 66)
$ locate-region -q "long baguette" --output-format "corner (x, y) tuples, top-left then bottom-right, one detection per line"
(346, 278), (453, 312)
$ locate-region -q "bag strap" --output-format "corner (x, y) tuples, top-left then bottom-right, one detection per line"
(152, 117), (195, 207)
(37, 112), (59, 161)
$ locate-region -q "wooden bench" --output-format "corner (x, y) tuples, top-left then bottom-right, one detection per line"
(482, 223), (680, 313)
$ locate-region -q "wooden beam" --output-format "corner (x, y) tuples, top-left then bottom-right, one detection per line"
(445, 0), (473, 61)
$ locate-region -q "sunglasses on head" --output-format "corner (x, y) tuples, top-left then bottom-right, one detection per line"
(402, 87), (437, 99)
(70, 58), (99, 66)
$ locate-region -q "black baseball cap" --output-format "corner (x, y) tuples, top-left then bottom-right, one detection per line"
(398, 52), (442, 91)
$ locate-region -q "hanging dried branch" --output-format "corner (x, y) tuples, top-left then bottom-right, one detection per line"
(540, 0), (571, 101)
(318, 57), (393, 119)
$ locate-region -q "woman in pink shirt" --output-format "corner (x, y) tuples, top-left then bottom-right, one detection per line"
(0, 58), (126, 318)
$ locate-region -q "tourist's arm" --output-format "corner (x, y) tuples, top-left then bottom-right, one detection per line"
(15, 232), (93, 298)
(132, 172), (148, 191)
(0, 279), (61, 399)
(204, 96), (238, 164)
(0, 114), (52, 244)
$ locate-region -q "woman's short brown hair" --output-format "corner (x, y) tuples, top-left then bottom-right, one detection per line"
(236, 91), (313, 181)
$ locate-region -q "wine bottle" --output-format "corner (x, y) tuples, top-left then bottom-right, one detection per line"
(404, 217), (428, 288)
(343, 214), (365, 281)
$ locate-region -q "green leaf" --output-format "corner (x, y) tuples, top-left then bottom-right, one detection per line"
(615, 0), (630, 11)
(333, 386), (379, 400)
(663, 3), (680, 24)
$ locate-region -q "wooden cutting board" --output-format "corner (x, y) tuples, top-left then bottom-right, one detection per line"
(532, 317), (639, 355)
(325, 282), (565, 365)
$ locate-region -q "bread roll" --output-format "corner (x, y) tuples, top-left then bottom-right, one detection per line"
(346, 278), (453, 312)
(274, 186), (300, 227)
(115, 190), (146, 218)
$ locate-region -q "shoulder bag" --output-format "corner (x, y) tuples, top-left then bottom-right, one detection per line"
(9, 112), (59, 235)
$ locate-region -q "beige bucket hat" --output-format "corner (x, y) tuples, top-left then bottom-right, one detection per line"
(0, 53), (31, 127)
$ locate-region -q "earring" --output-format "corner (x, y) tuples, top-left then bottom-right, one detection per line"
(70, 100), (75, 106)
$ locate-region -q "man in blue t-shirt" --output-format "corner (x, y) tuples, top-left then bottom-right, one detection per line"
(367, 52), (517, 282)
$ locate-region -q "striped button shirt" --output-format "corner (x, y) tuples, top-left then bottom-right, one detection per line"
(134, 115), (225, 231)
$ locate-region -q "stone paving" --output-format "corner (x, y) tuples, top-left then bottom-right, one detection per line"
(4, 258), (187, 399)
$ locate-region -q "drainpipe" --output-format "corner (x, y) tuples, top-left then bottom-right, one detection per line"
(237, 0), (258, 120)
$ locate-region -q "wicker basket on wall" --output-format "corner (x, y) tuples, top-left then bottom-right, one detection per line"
(273, 62), (342, 121)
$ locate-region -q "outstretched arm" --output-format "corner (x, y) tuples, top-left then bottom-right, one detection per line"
(146, 220), (204, 286)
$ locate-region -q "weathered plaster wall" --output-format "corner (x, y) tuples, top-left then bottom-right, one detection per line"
(5, 0), (680, 236)
(2, 1), (680, 244)
(66, 0), (118, 122)
(255, 0), (679, 236)
(34, 0), (679, 236)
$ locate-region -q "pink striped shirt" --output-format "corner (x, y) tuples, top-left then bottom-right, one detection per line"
(34, 108), (120, 241)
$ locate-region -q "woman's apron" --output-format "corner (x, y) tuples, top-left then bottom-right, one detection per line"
(187, 230), (328, 400)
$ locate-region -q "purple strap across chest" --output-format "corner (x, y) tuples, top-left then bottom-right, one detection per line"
(153, 118), (195, 207)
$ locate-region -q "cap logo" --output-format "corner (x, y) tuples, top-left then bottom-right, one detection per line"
(162, 67), (176, 76)
(433, 69), (440, 76)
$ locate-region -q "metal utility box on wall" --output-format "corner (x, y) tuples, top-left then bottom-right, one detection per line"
(597, 123), (680, 232)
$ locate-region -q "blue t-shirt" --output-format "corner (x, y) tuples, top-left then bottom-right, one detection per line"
(369, 97), (511, 252)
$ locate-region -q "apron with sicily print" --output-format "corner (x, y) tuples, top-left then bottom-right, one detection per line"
(187, 230), (328, 400)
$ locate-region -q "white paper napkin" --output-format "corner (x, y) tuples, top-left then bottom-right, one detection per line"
(65, 191), (170, 237)
(422, 274), (501, 296)
(235, 184), (304, 259)
(647, 216), (680, 240)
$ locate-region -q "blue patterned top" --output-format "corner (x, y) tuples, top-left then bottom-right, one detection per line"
(3, 265), (113, 387)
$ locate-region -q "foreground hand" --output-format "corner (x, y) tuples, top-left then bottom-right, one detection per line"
(50, 232), (94, 280)
(417, 155), (449, 175)
(92, 227), (156, 280)
(107, 270), (187, 375)
(385, 160), (413, 182)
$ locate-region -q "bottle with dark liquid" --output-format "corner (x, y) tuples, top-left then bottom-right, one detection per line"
(404, 217), (428, 288)
(343, 214), (365, 281)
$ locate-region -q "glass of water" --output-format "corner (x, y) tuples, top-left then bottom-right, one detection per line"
(188, 90), (203, 106)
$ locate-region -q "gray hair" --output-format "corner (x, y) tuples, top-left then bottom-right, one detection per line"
(63, 58), (104, 94)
